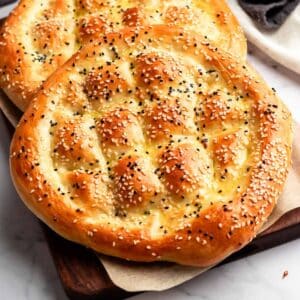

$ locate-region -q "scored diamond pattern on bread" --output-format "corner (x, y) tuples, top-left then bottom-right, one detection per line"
(10, 26), (292, 266)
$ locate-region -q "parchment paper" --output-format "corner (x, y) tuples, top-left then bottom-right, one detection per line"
(0, 90), (22, 127)
(1, 92), (299, 292)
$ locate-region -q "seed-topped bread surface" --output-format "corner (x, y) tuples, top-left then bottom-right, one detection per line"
(10, 26), (291, 266)
(0, 0), (246, 111)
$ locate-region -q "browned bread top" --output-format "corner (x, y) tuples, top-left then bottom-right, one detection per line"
(10, 26), (291, 266)
(0, 0), (246, 111)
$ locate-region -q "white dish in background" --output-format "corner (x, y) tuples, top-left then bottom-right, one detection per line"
(228, 1), (300, 75)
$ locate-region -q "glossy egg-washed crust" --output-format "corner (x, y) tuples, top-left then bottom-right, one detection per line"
(10, 26), (291, 266)
(0, 0), (246, 111)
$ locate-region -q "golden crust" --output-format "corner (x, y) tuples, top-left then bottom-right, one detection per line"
(10, 26), (291, 266)
(0, 0), (246, 111)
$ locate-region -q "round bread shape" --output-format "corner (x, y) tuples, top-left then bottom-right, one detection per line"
(0, 0), (246, 111)
(10, 26), (292, 267)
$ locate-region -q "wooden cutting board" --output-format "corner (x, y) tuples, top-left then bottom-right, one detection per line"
(2, 105), (300, 300)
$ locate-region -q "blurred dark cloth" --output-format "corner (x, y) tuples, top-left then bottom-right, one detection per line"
(0, 0), (16, 7)
(238, 0), (299, 29)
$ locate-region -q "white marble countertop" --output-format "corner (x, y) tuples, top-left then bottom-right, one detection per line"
(1, 3), (300, 300)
